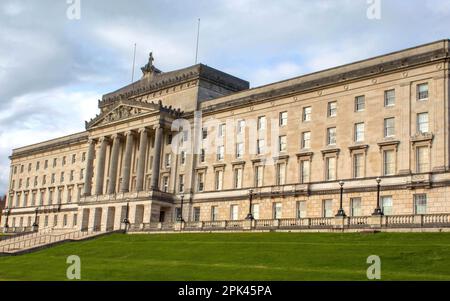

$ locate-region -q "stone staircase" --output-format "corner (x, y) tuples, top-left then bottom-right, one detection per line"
(0, 227), (118, 255)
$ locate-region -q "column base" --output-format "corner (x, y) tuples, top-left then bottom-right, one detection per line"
(334, 215), (347, 229)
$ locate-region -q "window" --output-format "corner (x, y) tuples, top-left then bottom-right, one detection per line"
(417, 83), (428, 100)
(384, 89), (395, 107)
(36, 161), (40, 171)
(28, 163), (32, 172)
(300, 160), (310, 183)
(218, 123), (226, 138)
(44, 215), (49, 227)
(384, 118), (395, 137)
(60, 172), (64, 183)
(323, 200), (333, 217)
(296, 201), (307, 218)
(211, 206), (219, 221)
(165, 153), (171, 167)
(82, 152), (86, 162)
(178, 175), (184, 192)
(77, 186), (82, 201)
(31, 192), (36, 206)
(73, 214), (78, 226)
(234, 168), (243, 189)
(197, 173), (204, 192)
(53, 215), (58, 227)
(353, 153), (364, 178)
(257, 139), (265, 155)
(237, 120), (245, 134)
(303, 106), (312, 122)
(19, 179), (22, 188)
(326, 157), (336, 181)
(72, 154), (76, 164)
(175, 207), (182, 221)
(44, 160), (48, 169)
(276, 163), (286, 185)
(63, 214), (68, 226)
(301, 132), (311, 149)
(236, 142), (244, 159)
(350, 198), (362, 216)
(257, 116), (266, 131)
(80, 169), (84, 180)
(251, 204), (260, 220)
(62, 156), (66, 166)
(381, 196), (393, 215)
(417, 112), (429, 133)
(180, 151), (186, 165)
(202, 128), (208, 140)
(279, 111), (288, 126)
(200, 149), (206, 163)
(255, 166), (264, 187)
(327, 101), (337, 117)
(217, 145), (224, 161)
(230, 205), (239, 220)
(414, 194), (427, 214)
(279, 135), (287, 152)
(20, 165), (24, 173)
(355, 95), (365, 112)
(53, 158), (57, 168)
(162, 176), (169, 192)
(193, 207), (201, 222)
(215, 170), (223, 190)
(26, 177), (30, 188)
(354, 123), (365, 142)
(327, 127), (336, 145)
(416, 146), (429, 173)
(34, 176), (38, 187)
(383, 149), (395, 175)
(273, 202), (282, 219)
(51, 173), (55, 184)
(167, 134), (172, 145)
(70, 170), (74, 182)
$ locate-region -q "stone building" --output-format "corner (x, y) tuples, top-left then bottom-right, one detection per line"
(2, 40), (450, 232)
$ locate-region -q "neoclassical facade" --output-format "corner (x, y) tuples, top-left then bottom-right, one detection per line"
(2, 40), (450, 232)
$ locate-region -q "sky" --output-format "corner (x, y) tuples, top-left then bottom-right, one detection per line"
(0, 0), (449, 193)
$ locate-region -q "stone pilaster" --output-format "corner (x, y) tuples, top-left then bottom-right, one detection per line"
(120, 131), (136, 193)
(95, 137), (110, 195)
(107, 134), (122, 194)
(150, 124), (163, 190)
(136, 128), (149, 192)
(83, 139), (96, 196)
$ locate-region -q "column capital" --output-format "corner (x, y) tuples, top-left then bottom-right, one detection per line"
(99, 136), (111, 144)
(124, 130), (137, 137)
(111, 133), (124, 140)
(138, 127), (150, 134)
(153, 123), (163, 130)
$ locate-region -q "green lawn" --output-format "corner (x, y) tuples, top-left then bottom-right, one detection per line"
(1, 232), (450, 281)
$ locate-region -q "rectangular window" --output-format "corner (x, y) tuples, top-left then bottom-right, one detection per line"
(279, 111), (288, 126)
(276, 163), (286, 185)
(197, 173), (204, 192)
(215, 170), (223, 191)
(237, 120), (245, 134)
(354, 123), (365, 142)
(414, 194), (427, 214)
(162, 176), (169, 192)
(230, 205), (239, 220)
(327, 127), (336, 145)
(80, 169), (84, 180)
(202, 128), (208, 140)
(53, 158), (57, 167)
(257, 139), (265, 155)
(67, 188), (72, 203)
(217, 145), (225, 161)
(384, 89), (395, 107)
(355, 95), (365, 112)
(73, 214), (78, 226)
(82, 152), (86, 162)
(60, 172), (64, 183)
(300, 160), (310, 183)
(180, 151), (186, 165)
(257, 116), (266, 131)
(255, 166), (264, 187)
(218, 123), (226, 138)
(296, 201), (307, 218)
(251, 204), (260, 220)
(193, 207), (201, 222)
(234, 168), (243, 189)
(178, 175), (184, 192)
(326, 157), (336, 181)
(211, 206), (219, 221)
(167, 134), (172, 145)
(279, 135), (287, 152)
(417, 83), (429, 100)
(200, 148), (205, 163)
(381, 196), (393, 215)
(70, 170), (74, 182)
(353, 153), (364, 178)
(62, 156), (66, 166)
(72, 154), (76, 164)
(236, 142), (244, 159)
(303, 106), (312, 122)
(416, 146), (429, 173)
(273, 202), (282, 219)
(323, 200), (333, 218)
(350, 198), (362, 216)
(44, 160), (48, 169)
(384, 118), (395, 137)
(383, 149), (395, 175)
(165, 153), (171, 167)
(417, 112), (429, 133)
(328, 101), (337, 117)
(36, 161), (40, 171)
(302, 132), (311, 149)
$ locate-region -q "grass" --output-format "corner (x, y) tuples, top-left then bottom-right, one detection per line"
(1, 232), (450, 281)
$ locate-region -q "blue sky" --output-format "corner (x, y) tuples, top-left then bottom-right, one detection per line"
(0, 0), (449, 193)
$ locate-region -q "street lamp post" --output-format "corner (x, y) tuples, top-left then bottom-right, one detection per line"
(32, 207), (39, 229)
(372, 177), (383, 216)
(336, 181), (346, 217)
(4, 208), (10, 229)
(245, 189), (254, 220)
(177, 195), (185, 222)
(123, 201), (130, 230)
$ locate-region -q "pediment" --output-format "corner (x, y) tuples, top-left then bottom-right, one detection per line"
(86, 102), (159, 129)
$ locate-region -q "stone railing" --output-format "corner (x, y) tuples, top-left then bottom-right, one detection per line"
(126, 213), (450, 233)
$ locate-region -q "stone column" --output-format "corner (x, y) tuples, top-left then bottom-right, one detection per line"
(120, 131), (135, 193)
(95, 137), (110, 195)
(83, 139), (96, 196)
(136, 128), (149, 192)
(107, 134), (122, 194)
(150, 124), (163, 190)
